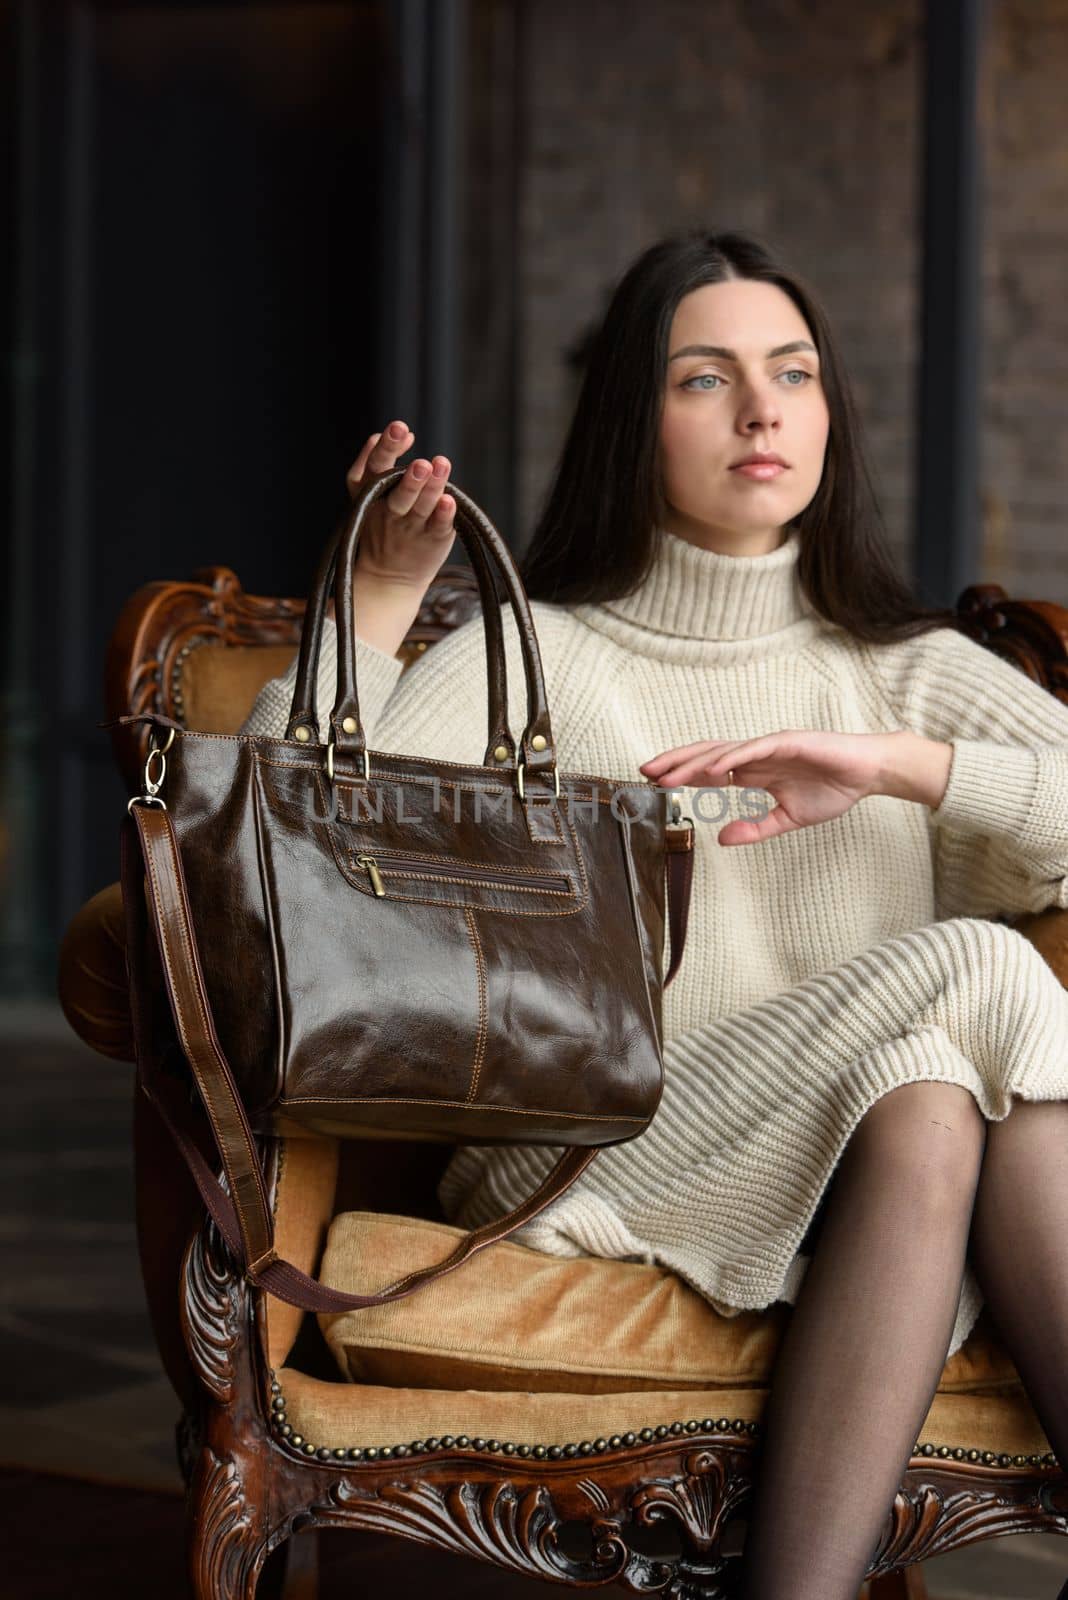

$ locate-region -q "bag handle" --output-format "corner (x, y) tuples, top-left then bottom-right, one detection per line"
(286, 498), (521, 771)
(121, 798), (694, 1314)
(299, 469), (558, 788)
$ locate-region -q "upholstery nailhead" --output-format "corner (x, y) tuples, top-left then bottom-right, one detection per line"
(265, 1376), (1061, 1472)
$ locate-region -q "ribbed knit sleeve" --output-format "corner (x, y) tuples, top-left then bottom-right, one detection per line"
(863, 626), (1068, 919)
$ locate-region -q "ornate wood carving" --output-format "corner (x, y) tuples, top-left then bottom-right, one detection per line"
(308, 1476), (631, 1584)
(869, 1471), (1068, 1575)
(105, 561), (480, 787)
(248, 1444), (1067, 1598)
(180, 1218), (243, 1401)
(954, 585), (1068, 703)
(189, 1445), (267, 1600)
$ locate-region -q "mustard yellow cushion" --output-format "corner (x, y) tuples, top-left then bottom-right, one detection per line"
(317, 1211), (1022, 1397)
(179, 642), (300, 733)
(278, 1367), (1052, 1464)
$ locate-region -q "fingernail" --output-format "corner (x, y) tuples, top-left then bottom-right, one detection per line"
(388, 422), (407, 439)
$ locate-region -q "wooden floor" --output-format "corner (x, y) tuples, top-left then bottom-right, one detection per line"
(4, 1001), (1067, 1598)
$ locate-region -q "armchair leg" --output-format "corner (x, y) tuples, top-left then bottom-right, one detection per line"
(187, 1444), (271, 1600)
(867, 1567), (928, 1599)
(281, 1529), (319, 1599)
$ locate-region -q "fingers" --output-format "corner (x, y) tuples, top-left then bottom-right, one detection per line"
(346, 423), (456, 532)
(642, 742), (751, 787)
(643, 739), (761, 787)
(347, 420), (414, 497)
(718, 807), (796, 847)
(385, 454), (454, 524)
(640, 739), (720, 774)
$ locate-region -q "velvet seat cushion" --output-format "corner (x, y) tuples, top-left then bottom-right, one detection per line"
(317, 1211), (1024, 1398)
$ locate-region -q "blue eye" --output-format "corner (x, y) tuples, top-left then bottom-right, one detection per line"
(682, 369), (813, 391)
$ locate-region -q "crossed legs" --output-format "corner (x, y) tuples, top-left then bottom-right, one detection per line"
(737, 1080), (988, 1600)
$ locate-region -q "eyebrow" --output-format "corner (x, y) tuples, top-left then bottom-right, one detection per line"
(668, 340), (818, 363)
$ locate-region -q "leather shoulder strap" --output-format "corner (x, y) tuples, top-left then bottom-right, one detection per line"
(122, 806), (602, 1313)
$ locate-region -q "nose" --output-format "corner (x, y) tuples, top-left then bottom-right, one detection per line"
(736, 379), (782, 436)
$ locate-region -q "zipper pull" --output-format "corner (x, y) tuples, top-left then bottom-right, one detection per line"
(355, 854), (386, 897)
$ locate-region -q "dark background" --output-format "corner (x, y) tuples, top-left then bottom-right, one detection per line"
(2, 0), (521, 993)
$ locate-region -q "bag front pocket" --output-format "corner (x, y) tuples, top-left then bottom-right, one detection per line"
(349, 848), (572, 900)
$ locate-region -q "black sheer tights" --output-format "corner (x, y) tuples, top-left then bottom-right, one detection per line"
(737, 1081), (989, 1600)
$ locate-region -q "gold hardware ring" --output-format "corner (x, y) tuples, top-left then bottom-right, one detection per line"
(325, 740), (371, 784)
(516, 758), (560, 801)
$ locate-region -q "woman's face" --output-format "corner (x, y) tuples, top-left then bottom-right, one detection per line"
(658, 279), (830, 555)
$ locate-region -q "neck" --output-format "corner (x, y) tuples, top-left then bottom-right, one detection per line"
(659, 518), (791, 559)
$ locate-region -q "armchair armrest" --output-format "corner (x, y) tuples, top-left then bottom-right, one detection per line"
(56, 882), (135, 1062)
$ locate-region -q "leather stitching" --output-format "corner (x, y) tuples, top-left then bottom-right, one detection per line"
(523, 795), (565, 844)
(340, 840), (572, 881)
(306, 768), (591, 918)
(345, 854), (574, 898)
(260, 750), (656, 807)
(276, 1095), (645, 1119)
(198, 734), (663, 798)
(141, 817), (269, 1252)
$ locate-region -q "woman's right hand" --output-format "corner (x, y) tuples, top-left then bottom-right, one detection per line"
(343, 420), (458, 657)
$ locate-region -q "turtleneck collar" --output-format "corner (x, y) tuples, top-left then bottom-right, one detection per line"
(565, 524), (823, 666)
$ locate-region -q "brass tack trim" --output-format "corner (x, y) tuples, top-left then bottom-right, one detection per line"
(493, 745), (510, 762)
(531, 734), (547, 751)
(294, 726), (311, 743)
(266, 1375), (1058, 1471)
(341, 716), (358, 734)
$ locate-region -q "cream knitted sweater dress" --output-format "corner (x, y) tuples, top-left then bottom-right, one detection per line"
(240, 525), (1068, 1362)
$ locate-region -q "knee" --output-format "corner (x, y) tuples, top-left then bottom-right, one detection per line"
(848, 1082), (986, 1207)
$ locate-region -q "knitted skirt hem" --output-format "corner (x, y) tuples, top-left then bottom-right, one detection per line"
(436, 917), (1068, 1364)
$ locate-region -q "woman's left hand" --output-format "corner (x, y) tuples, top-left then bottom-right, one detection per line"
(639, 730), (886, 846)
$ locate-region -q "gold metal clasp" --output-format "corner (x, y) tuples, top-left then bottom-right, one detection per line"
(516, 758), (560, 802)
(325, 740), (370, 784)
(129, 726), (176, 813)
(127, 793), (167, 814)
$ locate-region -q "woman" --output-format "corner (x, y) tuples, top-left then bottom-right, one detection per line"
(241, 228), (1068, 1600)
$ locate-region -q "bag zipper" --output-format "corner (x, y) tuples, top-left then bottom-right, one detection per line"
(352, 851), (570, 898)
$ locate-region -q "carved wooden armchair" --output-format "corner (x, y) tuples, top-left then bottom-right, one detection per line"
(57, 559), (1068, 1599)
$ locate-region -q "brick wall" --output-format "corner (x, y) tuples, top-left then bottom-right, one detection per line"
(981, 0), (1068, 597)
(502, 0), (1066, 605)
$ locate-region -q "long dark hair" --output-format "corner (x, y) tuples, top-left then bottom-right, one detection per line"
(518, 228), (957, 644)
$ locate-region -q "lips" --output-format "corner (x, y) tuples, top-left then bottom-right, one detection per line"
(731, 460), (787, 480)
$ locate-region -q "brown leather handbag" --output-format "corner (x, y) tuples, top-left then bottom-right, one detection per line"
(118, 469), (695, 1314)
